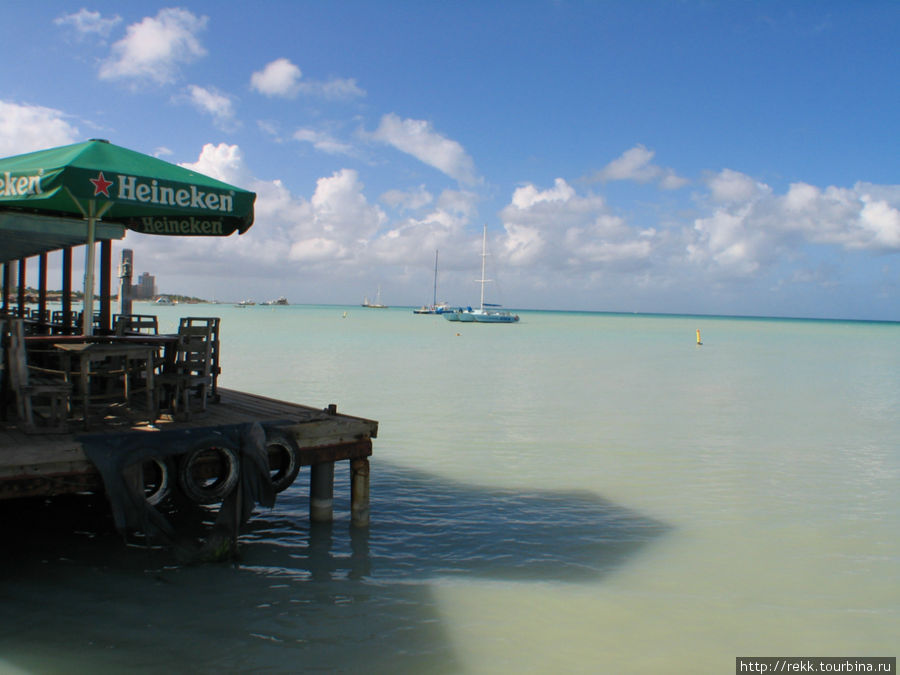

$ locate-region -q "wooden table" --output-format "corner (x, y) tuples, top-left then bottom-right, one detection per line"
(26, 334), (177, 346)
(54, 342), (162, 428)
(28, 334), (180, 373)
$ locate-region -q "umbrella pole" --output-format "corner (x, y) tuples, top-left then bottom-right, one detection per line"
(80, 200), (113, 336)
(82, 210), (96, 336)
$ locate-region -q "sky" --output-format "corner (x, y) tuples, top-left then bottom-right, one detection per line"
(1, 1), (898, 320)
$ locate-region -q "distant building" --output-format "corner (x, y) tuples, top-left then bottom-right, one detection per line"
(118, 249), (157, 300)
(133, 272), (156, 300)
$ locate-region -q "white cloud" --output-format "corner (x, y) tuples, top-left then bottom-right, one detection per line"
(250, 58), (302, 98)
(563, 214), (657, 270)
(706, 168), (769, 203)
(99, 8), (207, 85)
(300, 77), (365, 100)
(257, 120), (281, 140)
(502, 223), (545, 266)
(660, 169), (690, 190)
(293, 128), (354, 155)
(690, 206), (767, 276)
(381, 185), (434, 211)
(250, 58), (365, 100)
(179, 142), (252, 185)
(309, 169), (386, 238)
(55, 9), (121, 39)
(288, 237), (347, 262)
(0, 101), (79, 156)
(595, 144), (688, 189)
(510, 178), (575, 209)
(857, 195), (900, 250)
(500, 178), (657, 270)
(367, 208), (474, 267)
(598, 145), (659, 182)
(496, 170), (900, 294)
(123, 139), (900, 316)
(503, 178), (606, 230)
(371, 114), (478, 186)
(168, 151), (386, 274)
(183, 85), (237, 131)
(784, 181), (820, 212)
(435, 189), (479, 220)
(687, 171), (900, 278)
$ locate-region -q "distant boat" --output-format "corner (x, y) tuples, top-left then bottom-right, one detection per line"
(261, 296), (288, 306)
(413, 250), (454, 315)
(413, 301), (452, 315)
(362, 286), (388, 308)
(154, 296), (174, 305)
(235, 299), (255, 307)
(443, 225), (519, 324)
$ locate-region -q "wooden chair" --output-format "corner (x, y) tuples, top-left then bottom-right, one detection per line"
(113, 314), (159, 336)
(157, 321), (213, 420)
(70, 311), (102, 334)
(179, 317), (221, 402)
(6, 318), (72, 433)
(114, 314), (166, 377)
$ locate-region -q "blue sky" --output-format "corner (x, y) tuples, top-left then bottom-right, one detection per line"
(2, 1), (898, 319)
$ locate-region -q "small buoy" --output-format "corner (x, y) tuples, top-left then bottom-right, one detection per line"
(456, 332), (461, 336)
(696, 329), (702, 346)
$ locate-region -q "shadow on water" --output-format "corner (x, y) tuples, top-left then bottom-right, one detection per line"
(0, 461), (668, 674)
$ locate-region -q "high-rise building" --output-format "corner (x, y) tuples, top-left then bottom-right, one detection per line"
(133, 272), (156, 300)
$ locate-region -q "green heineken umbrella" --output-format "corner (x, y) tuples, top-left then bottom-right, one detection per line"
(0, 139), (256, 333)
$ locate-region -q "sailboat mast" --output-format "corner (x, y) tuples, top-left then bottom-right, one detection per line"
(432, 250), (438, 307)
(479, 225), (487, 311)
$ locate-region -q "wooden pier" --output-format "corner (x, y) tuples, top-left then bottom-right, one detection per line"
(0, 142), (381, 558)
(0, 387), (378, 539)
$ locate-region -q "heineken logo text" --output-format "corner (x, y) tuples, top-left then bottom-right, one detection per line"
(139, 216), (225, 235)
(1, 171), (43, 197)
(117, 175), (234, 213)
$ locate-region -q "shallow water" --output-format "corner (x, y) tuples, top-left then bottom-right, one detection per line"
(1, 305), (897, 673)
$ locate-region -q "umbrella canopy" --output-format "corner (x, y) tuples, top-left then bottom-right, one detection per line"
(0, 139), (256, 333)
(0, 138), (255, 237)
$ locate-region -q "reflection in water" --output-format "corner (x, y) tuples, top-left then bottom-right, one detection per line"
(0, 462), (667, 673)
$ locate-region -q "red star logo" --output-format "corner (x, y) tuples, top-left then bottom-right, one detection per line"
(90, 171), (113, 197)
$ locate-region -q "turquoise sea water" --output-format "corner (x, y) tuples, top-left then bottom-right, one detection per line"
(1, 304), (898, 673)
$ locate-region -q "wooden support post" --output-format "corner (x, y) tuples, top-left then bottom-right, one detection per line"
(100, 240), (112, 333)
(62, 247), (73, 333)
(39, 253), (48, 329)
(2, 262), (10, 314)
(119, 248), (133, 317)
(350, 458), (370, 528)
(16, 258), (26, 315)
(309, 461), (335, 523)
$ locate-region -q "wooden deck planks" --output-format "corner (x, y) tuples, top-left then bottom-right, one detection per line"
(0, 387), (377, 499)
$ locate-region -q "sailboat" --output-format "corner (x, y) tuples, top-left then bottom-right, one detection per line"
(413, 250), (452, 314)
(443, 225), (519, 324)
(362, 285), (388, 308)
